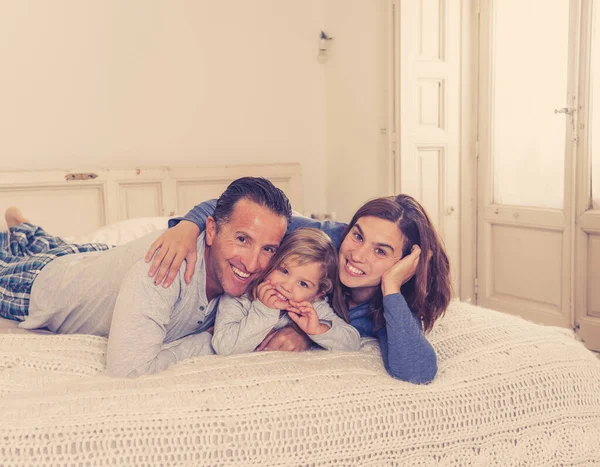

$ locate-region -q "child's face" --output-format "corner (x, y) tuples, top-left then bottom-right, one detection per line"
(265, 259), (323, 307)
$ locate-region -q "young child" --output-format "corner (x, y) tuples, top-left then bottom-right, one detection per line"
(211, 228), (361, 355)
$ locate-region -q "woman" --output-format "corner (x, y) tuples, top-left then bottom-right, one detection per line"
(147, 194), (452, 384)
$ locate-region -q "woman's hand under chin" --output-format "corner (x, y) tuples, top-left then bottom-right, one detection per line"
(381, 245), (421, 296)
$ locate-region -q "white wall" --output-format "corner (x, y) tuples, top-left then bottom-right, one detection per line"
(323, 0), (389, 222)
(0, 0), (329, 213)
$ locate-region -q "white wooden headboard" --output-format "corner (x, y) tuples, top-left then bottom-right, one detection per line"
(0, 164), (303, 237)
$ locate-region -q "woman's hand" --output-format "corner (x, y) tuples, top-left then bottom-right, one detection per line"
(287, 301), (328, 335)
(256, 324), (312, 352)
(145, 220), (200, 287)
(381, 245), (421, 296)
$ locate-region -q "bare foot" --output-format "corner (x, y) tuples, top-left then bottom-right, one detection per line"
(5, 207), (28, 228)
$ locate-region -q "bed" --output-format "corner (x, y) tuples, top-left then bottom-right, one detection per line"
(1, 169), (600, 466)
(1, 218), (600, 466)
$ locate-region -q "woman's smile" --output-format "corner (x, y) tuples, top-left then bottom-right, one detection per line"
(343, 258), (365, 276)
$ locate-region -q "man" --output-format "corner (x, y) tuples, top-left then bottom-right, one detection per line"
(1, 177), (290, 377)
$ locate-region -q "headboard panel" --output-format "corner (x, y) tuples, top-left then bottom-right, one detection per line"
(0, 164), (303, 237)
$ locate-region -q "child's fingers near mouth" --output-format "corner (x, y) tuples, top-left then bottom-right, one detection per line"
(286, 306), (301, 315)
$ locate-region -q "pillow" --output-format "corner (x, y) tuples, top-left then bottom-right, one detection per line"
(63, 217), (171, 246)
(66, 211), (315, 246)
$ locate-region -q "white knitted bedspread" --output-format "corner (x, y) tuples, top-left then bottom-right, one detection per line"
(1, 301), (599, 467)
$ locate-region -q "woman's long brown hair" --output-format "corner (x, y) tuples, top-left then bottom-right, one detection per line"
(341, 195), (452, 332)
(249, 228), (349, 323)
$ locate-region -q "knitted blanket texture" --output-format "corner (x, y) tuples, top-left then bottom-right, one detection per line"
(1, 301), (599, 466)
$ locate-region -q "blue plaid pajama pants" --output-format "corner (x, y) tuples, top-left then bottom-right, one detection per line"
(0, 223), (111, 321)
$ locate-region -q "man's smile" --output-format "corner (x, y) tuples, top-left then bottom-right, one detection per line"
(230, 264), (251, 281)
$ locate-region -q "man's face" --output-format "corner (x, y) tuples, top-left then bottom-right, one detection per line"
(205, 198), (287, 298)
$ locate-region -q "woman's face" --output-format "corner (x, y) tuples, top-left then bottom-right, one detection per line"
(338, 216), (406, 290)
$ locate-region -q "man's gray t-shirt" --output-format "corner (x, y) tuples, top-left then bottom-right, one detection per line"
(20, 231), (217, 377)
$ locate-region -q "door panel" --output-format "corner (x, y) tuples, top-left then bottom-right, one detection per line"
(396, 0), (461, 291)
(477, 0), (577, 328)
(492, 225), (562, 307)
(575, 223), (600, 349)
(586, 235), (600, 318)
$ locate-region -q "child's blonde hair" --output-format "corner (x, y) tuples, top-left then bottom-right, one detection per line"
(250, 228), (349, 322)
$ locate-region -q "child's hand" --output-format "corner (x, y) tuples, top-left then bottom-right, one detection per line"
(256, 280), (287, 310)
(287, 301), (329, 335)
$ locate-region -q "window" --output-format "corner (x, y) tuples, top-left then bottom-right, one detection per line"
(492, 0), (569, 209)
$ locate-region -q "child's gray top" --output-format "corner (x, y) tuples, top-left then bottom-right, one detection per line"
(212, 294), (361, 355)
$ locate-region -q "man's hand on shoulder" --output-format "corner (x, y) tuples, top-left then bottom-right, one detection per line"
(145, 220), (200, 288)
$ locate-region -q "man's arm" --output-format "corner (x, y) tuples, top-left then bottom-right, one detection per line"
(147, 199), (349, 287)
(106, 260), (213, 377)
(175, 199), (348, 248)
(168, 199), (218, 230)
(212, 295), (281, 356)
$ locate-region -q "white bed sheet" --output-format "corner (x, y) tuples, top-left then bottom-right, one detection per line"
(2, 301), (600, 466)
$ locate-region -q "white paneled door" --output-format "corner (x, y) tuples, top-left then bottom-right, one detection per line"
(478, 0), (600, 350)
(393, 0), (461, 292)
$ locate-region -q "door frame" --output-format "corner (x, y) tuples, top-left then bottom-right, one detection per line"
(574, 0), (600, 349)
(459, 0), (480, 303)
